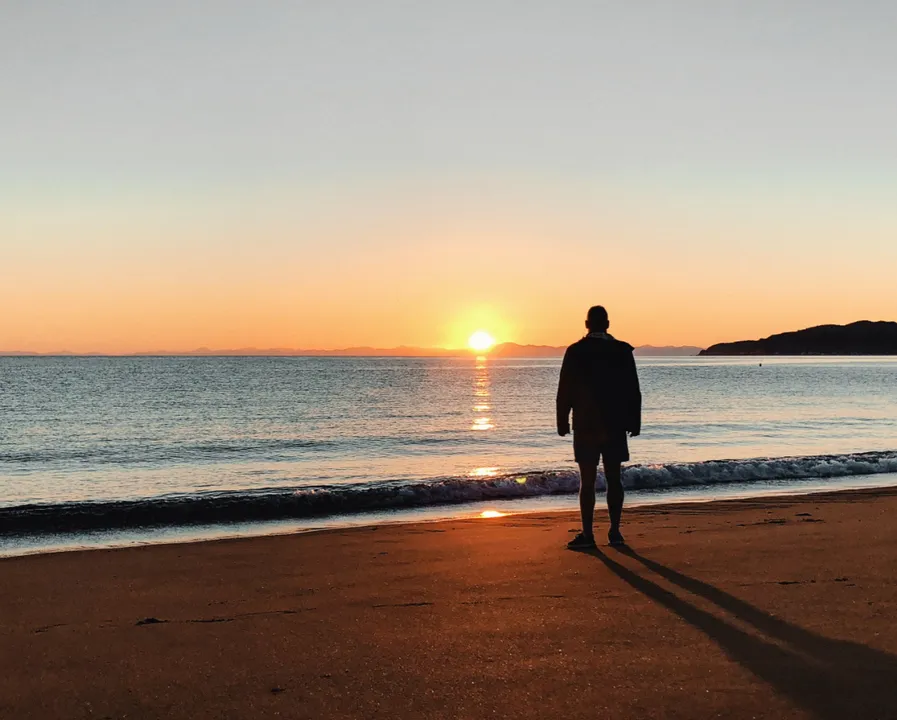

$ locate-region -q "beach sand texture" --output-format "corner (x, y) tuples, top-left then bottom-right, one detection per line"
(2, 489), (896, 719)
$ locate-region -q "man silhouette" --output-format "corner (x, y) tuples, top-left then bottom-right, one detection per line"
(557, 305), (641, 549)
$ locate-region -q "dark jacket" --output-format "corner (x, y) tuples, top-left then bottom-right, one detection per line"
(556, 334), (642, 435)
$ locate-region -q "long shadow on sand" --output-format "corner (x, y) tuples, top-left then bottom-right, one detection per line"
(584, 547), (897, 720)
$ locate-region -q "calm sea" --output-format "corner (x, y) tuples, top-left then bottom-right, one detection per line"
(2, 356), (896, 554)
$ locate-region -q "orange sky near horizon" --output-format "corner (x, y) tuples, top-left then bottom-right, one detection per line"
(4, 180), (895, 354)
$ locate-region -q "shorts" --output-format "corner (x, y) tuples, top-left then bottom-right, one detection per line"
(573, 427), (629, 465)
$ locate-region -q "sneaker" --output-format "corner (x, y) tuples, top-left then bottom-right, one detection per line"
(607, 529), (626, 547)
(567, 532), (597, 550)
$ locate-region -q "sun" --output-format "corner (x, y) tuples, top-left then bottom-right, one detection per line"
(468, 330), (496, 352)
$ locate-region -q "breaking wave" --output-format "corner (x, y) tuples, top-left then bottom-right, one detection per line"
(2, 451), (895, 535)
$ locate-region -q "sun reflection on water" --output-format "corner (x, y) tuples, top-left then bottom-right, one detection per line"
(470, 356), (494, 432)
(471, 467), (500, 477)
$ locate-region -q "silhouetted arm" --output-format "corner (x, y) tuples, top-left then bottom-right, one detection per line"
(556, 347), (573, 436)
(624, 350), (642, 436)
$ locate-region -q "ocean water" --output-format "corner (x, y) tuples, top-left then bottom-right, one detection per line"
(1, 356), (896, 554)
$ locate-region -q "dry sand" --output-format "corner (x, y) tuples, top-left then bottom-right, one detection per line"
(2, 488), (897, 719)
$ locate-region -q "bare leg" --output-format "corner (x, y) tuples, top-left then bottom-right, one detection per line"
(577, 462), (597, 539)
(603, 459), (624, 533)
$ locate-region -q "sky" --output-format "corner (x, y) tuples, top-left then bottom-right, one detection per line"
(3, 1), (896, 353)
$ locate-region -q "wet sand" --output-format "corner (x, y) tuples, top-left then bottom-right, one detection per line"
(2, 487), (897, 719)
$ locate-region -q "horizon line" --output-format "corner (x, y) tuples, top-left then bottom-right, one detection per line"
(0, 341), (706, 358)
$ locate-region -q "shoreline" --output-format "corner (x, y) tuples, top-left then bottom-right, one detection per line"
(4, 480), (897, 560)
(5, 451), (895, 545)
(2, 484), (896, 718)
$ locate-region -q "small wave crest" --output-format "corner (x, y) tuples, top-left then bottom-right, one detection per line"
(0, 434), (466, 466)
(0, 438), (338, 466)
(2, 451), (895, 535)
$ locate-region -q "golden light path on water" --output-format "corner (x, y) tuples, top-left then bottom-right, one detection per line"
(470, 358), (500, 517)
(470, 355), (494, 432)
(468, 354), (527, 522)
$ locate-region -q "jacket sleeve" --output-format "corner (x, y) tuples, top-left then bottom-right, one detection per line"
(556, 347), (574, 433)
(624, 350), (642, 435)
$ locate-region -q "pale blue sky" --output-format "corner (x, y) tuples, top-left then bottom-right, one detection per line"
(5, 1), (897, 181)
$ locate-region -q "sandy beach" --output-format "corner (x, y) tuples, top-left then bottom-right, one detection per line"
(2, 488), (896, 719)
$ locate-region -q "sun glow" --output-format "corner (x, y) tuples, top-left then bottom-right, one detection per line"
(468, 330), (496, 352)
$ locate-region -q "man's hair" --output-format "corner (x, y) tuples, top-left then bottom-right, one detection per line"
(586, 305), (609, 331)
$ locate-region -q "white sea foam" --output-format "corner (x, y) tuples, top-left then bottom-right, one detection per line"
(3, 451), (895, 535)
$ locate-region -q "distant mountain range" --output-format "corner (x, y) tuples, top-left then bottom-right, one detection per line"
(700, 321), (897, 355)
(1, 342), (703, 357)
(9, 322), (895, 357)
(490, 343), (702, 357)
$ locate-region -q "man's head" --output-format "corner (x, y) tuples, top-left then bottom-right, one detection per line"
(586, 305), (609, 332)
